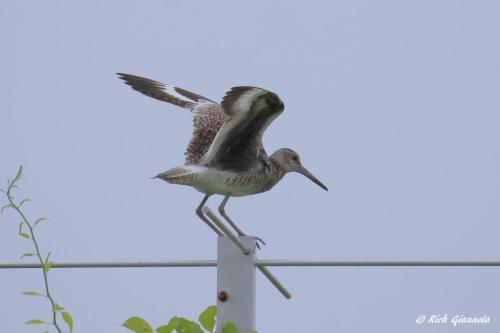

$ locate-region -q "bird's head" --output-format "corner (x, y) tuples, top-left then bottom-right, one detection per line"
(271, 148), (328, 191)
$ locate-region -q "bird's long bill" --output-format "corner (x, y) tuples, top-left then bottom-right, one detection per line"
(298, 166), (328, 191)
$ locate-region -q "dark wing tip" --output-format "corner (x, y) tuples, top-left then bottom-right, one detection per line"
(116, 72), (142, 82)
(116, 72), (164, 87)
(116, 72), (128, 82)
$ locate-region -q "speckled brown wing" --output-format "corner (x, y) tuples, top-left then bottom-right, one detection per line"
(186, 102), (227, 164)
(117, 73), (227, 164)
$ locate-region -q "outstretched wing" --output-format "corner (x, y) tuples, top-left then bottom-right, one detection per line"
(117, 73), (227, 164)
(200, 86), (285, 171)
(117, 73), (216, 107)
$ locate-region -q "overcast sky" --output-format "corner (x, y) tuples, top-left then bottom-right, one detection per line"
(1, 1), (499, 332)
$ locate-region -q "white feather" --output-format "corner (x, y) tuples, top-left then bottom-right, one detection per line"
(231, 88), (266, 114)
(164, 85), (197, 104)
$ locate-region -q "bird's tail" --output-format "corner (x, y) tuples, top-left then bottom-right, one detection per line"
(154, 166), (193, 185)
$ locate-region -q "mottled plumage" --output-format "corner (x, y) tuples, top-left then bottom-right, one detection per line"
(117, 73), (226, 164)
(117, 73), (327, 244)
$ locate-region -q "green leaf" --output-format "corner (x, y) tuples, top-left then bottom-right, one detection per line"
(0, 188), (5, 194)
(26, 319), (46, 324)
(53, 303), (65, 312)
(18, 221), (25, 233)
(167, 317), (182, 328)
(34, 217), (48, 227)
(1, 204), (12, 214)
(22, 290), (42, 296)
(221, 322), (239, 333)
(198, 305), (217, 332)
(181, 320), (203, 333)
(44, 251), (52, 273)
(187, 321), (205, 333)
(14, 165), (24, 182)
(19, 198), (30, 207)
(166, 317), (184, 332)
(20, 252), (35, 259)
(156, 316), (204, 333)
(62, 311), (74, 333)
(156, 324), (175, 333)
(122, 317), (153, 333)
(19, 232), (30, 239)
(170, 317), (203, 333)
(250, 331), (258, 333)
(44, 261), (52, 274)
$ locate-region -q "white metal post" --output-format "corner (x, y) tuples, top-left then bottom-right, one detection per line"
(216, 236), (256, 333)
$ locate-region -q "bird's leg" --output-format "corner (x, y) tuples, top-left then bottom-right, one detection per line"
(195, 194), (223, 236)
(218, 195), (266, 248)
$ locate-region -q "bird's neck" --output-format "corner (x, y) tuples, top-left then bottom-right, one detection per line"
(269, 156), (287, 184)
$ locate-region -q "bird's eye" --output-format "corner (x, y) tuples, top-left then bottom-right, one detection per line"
(292, 156), (299, 162)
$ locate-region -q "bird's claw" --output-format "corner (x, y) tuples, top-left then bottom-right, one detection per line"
(252, 236), (266, 250)
(236, 233), (266, 250)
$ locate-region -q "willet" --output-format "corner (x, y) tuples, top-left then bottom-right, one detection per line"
(117, 73), (328, 245)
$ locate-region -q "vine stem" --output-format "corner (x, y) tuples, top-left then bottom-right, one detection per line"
(6, 180), (64, 333)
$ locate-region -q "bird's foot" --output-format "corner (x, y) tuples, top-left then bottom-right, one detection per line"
(254, 236), (266, 250)
(237, 233), (266, 250)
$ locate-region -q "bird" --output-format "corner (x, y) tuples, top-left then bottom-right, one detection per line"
(117, 73), (328, 245)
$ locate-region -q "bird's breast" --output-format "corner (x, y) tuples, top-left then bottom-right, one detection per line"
(167, 165), (277, 196)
